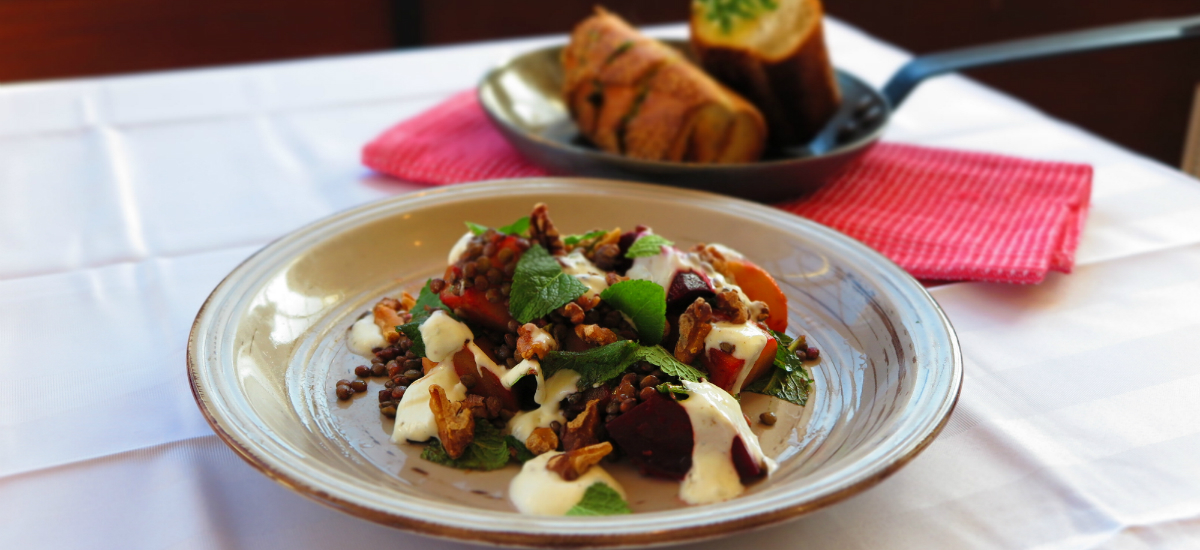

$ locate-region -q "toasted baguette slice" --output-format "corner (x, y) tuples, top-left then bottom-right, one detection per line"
(563, 7), (766, 163)
(690, 0), (841, 146)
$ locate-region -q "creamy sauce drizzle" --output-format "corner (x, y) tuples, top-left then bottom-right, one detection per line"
(677, 380), (775, 505)
(391, 364), (467, 443)
(419, 310), (474, 363)
(704, 321), (771, 394)
(508, 451), (625, 515)
(507, 369), (581, 444)
(348, 314), (385, 356)
(558, 249), (609, 298)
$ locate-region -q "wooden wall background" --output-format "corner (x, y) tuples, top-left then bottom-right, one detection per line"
(1, 0), (1198, 167)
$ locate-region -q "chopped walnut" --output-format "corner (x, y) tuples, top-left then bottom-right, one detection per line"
(694, 243), (731, 279)
(373, 299), (409, 343)
(714, 289), (750, 324)
(575, 293), (602, 311)
(428, 384), (475, 459)
(575, 324), (619, 347)
(529, 203), (565, 256)
(561, 399), (604, 451)
(559, 302), (586, 324)
(525, 427), (560, 455)
(399, 291), (417, 312)
(517, 323), (558, 360)
(461, 394), (489, 419)
(604, 272), (629, 287)
(674, 298), (713, 363)
(547, 442), (614, 481)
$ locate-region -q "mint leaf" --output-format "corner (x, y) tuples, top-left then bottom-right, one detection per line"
(498, 216), (531, 237)
(421, 420), (512, 471)
(465, 216), (531, 237)
(509, 244), (588, 323)
(769, 330), (806, 374)
(541, 342), (704, 389)
(465, 221), (489, 236)
(632, 345), (705, 382)
(566, 483), (632, 516)
(409, 279), (449, 325)
(542, 341), (640, 389)
(398, 322), (425, 358)
(563, 230), (607, 247)
(625, 234), (673, 258)
(656, 382), (690, 398)
(742, 331), (812, 406)
(505, 435), (536, 463)
(600, 280), (666, 345)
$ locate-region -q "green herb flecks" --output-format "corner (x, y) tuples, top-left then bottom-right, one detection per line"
(565, 482), (632, 516)
(624, 234), (674, 258)
(599, 280), (666, 345)
(508, 244), (589, 324)
(696, 0), (779, 34)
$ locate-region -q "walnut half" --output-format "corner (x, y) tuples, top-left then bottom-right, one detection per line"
(547, 441), (614, 481)
(428, 384), (475, 459)
(525, 427), (560, 455)
(674, 298), (713, 363)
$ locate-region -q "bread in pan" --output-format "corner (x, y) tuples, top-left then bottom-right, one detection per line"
(562, 8), (767, 163)
(690, 0), (841, 146)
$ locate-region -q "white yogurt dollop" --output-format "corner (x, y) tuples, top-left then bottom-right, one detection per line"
(447, 231), (474, 264)
(419, 310), (474, 363)
(348, 314), (385, 356)
(391, 364), (467, 443)
(677, 380), (775, 505)
(508, 451), (625, 515)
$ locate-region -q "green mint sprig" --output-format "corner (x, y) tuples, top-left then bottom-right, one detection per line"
(508, 244), (588, 324)
(599, 280), (666, 345)
(624, 234), (674, 259)
(566, 482), (632, 516)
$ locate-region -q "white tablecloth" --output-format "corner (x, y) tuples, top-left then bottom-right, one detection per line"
(4, 20), (1200, 549)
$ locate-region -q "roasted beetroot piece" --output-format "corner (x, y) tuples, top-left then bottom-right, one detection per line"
(731, 435), (767, 483)
(605, 392), (693, 480)
(702, 347), (746, 392)
(439, 285), (514, 332)
(667, 270), (715, 306)
(450, 348), (520, 412)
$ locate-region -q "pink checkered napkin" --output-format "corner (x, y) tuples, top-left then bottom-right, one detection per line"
(363, 90), (1092, 284)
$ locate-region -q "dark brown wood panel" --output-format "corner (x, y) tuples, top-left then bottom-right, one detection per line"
(416, 0), (685, 45)
(0, 0), (394, 82)
(822, 0), (1200, 165)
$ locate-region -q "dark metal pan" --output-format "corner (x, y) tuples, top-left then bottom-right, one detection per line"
(479, 15), (1200, 202)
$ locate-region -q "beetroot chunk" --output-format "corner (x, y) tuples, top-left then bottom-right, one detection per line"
(667, 270), (715, 306)
(731, 435), (767, 483)
(605, 392), (693, 480)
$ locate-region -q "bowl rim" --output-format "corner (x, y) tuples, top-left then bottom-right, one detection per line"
(475, 40), (889, 173)
(187, 178), (962, 548)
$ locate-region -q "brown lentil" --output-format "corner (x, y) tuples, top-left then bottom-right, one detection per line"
(806, 347), (820, 359)
(760, 412), (778, 426)
(335, 385), (353, 400)
(378, 389), (392, 403)
(459, 373), (478, 388)
(354, 365), (371, 377)
(349, 380), (367, 393)
(391, 386), (406, 400)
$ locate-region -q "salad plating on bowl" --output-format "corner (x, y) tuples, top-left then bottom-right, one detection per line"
(336, 203), (819, 516)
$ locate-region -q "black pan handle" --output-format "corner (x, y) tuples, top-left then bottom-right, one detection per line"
(882, 14), (1200, 108)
